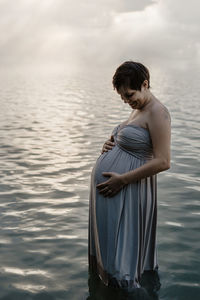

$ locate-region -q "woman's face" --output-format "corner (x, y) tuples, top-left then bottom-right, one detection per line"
(117, 80), (149, 110)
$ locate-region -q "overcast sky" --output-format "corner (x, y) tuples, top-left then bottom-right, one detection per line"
(0, 0), (199, 71)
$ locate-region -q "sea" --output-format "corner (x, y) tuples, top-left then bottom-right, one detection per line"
(0, 64), (199, 300)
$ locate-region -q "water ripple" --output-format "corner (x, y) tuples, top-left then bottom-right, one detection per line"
(0, 68), (199, 299)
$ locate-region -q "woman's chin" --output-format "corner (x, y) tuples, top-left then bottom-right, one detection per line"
(130, 104), (137, 109)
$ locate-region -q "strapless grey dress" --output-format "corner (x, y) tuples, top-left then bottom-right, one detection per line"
(88, 124), (158, 291)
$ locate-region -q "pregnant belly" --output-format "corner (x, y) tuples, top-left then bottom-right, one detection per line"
(93, 146), (132, 184)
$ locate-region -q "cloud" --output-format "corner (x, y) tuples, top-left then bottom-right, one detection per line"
(105, 1), (200, 68)
(0, 0), (199, 70)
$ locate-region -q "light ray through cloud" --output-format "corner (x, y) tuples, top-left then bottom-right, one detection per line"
(0, 0), (199, 71)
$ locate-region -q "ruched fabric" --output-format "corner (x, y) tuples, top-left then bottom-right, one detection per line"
(88, 124), (158, 292)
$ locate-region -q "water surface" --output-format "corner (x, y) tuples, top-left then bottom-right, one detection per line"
(0, 66), (199, 299)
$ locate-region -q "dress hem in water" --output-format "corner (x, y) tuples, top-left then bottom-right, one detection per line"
(88, 254), (159, 291)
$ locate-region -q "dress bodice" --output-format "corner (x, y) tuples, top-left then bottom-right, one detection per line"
(112, 124), (153, 160)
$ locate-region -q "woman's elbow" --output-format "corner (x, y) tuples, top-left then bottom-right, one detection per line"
(160, 159), (170, 171)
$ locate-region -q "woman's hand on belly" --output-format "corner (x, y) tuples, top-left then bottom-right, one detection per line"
(101, 135), (115, 154)
(96, 172), (125, 197)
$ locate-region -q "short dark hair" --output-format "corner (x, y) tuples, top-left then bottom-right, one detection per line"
(112, 61), (150, 91)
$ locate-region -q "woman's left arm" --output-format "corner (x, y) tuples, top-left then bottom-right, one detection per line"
(121, 106), (171, 185)
(96, 106), (171, 197)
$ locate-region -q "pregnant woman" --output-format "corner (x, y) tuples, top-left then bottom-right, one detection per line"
(88, 61), (171, 292)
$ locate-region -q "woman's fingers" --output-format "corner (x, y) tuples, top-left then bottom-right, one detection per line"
(99, 187), (109, 193)
(107, 141), (115, 145)
(105, 144), (114, 150)
(101, 140), (115, 153)
(99, 188), (116, 197)
(102, 146), (113, 153)
(96, 182), (107, 189)
(99, 187), (113, 197)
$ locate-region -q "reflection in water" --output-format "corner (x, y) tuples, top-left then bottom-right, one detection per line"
(86, 269), (161, 300)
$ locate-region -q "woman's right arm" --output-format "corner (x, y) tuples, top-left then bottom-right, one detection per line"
(101, 135), (115, 154)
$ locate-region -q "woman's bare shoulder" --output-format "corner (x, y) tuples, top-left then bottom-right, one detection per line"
(149, 99), (171, 123)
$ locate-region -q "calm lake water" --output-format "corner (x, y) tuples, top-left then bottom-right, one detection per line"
(0, 66), (199, 300)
